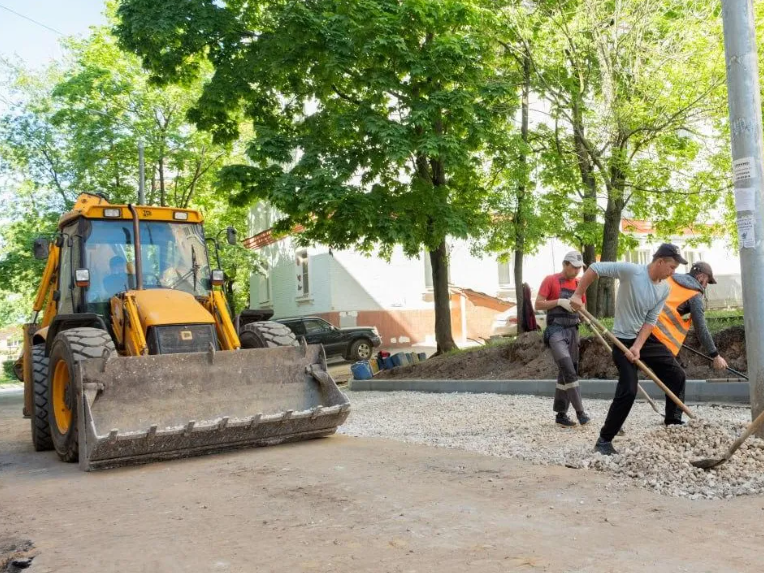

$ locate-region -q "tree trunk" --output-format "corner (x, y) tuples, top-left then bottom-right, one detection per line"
(430, 240), (457, 355)
(513, 250), (524, 333)
(158, 155), (166, 207)
(595, 140), (629, 318)
(225, 275), (236, 316)
(513, 47), (531, 334)
(595, 193), (624, 317)
(583, 242), (598, 311)
(571, 86), (599, 313)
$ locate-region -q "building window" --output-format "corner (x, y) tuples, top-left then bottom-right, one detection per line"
(497, 254), (514, 287)
(258, 274), (271, 305)
(683, 250), (705, 267)
(296, 249), (310, 297)
(625, 249), (650, 265)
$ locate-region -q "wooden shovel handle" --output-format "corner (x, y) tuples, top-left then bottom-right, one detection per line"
(724, 407), (764, 459)
(578, 308), (695, 419)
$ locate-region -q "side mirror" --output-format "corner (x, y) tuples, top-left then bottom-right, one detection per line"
(33, 238), (49, 260)
(226, 226), (237, 246)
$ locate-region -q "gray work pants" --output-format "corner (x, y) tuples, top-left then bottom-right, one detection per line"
(548, 327), (584, 415)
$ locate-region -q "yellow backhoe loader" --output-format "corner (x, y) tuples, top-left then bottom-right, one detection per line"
(16, 193), (350, 471)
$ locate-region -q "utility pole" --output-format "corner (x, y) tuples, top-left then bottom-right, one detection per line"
(138, 141), (146, 205)
(721, 0), (764, 430)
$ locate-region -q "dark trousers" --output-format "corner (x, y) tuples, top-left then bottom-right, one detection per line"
(548, 327), (584, 415)
(599, 335), (686, 442)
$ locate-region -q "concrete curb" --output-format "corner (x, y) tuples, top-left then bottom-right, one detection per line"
(347, 379), (751, 404)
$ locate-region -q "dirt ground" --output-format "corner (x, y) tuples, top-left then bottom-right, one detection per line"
(376, 327), (747, 381)
(1, 391), (763, 572)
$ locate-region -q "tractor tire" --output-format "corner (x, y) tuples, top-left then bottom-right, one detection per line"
(31, 344), (53, 452)
(239, 321), (299, 349)
(349, 338), (374, 361)
(48, 327), (115, 463)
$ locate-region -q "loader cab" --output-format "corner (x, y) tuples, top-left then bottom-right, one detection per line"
(57, 215), (212, 319)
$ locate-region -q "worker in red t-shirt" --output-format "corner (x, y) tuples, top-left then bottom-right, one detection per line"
(535, 251), (590, 428)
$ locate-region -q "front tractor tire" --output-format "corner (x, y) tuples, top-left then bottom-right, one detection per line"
(239, 321), (299, 349)
(47, 327), (116, 463)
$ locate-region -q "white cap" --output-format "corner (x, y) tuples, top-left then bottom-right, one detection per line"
(563, 250), (584, 267)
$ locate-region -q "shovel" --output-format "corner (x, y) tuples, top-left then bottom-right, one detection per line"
(691, 408), (764, 469)
(578, 308), (695, 420)
(680, 344), (749, 381)
(578, 310), (661, 415)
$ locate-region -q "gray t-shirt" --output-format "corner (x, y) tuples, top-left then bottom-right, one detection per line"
(589, 262), (670, 340)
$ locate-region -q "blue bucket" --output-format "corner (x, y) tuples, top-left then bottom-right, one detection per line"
(391, 353), (408, 367)
(381, 357), (394, 370)
(351, 361), (373, 380)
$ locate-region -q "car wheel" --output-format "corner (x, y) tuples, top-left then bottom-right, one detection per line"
(349, 338), (373, 361)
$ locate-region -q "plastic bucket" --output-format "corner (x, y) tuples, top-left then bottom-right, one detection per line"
(351, 361), (373, 380)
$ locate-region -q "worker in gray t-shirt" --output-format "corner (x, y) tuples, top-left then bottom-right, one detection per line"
(569, 243), (687, 456)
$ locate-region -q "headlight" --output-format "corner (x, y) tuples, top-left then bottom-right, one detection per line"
(74, 268), (91, 287)
(211, 269), (225, 285)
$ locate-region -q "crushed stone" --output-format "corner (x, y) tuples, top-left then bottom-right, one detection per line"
(339, 391), (764, 499)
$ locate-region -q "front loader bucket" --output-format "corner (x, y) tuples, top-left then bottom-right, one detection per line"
(74, 342), (350, 471)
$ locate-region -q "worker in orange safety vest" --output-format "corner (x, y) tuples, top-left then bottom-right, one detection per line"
(652, 261), (729, 374)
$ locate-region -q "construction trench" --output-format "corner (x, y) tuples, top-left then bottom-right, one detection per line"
(342, 326), (764, 500)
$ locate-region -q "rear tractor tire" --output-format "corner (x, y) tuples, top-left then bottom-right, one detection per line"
(31, 344), (53, 451)
(48, 327), (116, 463)
(239, 321), (298, 349)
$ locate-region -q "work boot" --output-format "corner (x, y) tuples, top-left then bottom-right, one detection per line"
(664, 418), (685, 427)
(594, 437), (618, 456)
(576, 411), (591, 426)
(556, 413), (577, 428)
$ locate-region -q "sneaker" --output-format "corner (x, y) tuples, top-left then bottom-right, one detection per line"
(556, 413), (577, 428)
(576, 411), (591, 426)
(594, 437), (618, 456)
(664, 419), (685, 427)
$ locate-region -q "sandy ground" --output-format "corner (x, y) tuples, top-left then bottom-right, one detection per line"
(1, 390), (763, 573)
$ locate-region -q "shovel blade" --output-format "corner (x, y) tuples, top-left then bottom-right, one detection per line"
(690, 457), (727, 470)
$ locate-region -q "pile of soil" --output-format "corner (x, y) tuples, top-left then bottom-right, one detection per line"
(375, 326), (747, 381)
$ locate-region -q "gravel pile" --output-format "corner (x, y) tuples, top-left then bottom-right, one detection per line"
(339, 391), (764, 499)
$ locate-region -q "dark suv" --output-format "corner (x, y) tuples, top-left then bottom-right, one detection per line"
(277, 316), (382, 361)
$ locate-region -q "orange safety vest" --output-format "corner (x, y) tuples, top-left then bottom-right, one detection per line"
(652, 277), (698, 355)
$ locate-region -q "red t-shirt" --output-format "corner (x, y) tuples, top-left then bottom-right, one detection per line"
(538, 273), (586, 303)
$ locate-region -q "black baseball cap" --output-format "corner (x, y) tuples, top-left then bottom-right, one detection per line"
(690, 261), (716, 284)
(653, 243), (688, 265)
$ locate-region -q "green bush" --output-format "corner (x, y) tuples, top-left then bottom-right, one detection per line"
(2, 359), (17, 381)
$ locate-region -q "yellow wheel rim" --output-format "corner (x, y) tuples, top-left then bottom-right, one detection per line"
(52, 359), (72, 434)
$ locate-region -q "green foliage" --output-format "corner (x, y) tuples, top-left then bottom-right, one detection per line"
(1, 360), (16, 383)
(529, 0), (727, 248)
(116, 0), (520, 257)
(0, 16), (260, 327)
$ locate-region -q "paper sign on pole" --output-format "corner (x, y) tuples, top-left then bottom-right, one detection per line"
(738, 214), (755, 248)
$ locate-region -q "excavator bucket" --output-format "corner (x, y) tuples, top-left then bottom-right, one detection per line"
(74, 341), (350, 471)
